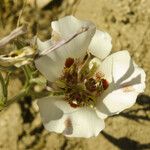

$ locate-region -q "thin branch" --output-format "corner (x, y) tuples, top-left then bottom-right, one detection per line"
(0, 25), (27, 49)
(17, 0), (27, 27)
(39, 26), (89, 56)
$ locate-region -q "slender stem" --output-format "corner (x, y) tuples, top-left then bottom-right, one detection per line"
(5, 71), (11, 87)
(39, 26), (89, 56)
(17, 0), (27, 27)
(48, 91), (64, 96)
(0, 72), (7, 100)
(0, 0), (4, 28)
(1, 65), (32, 110)
(22, 66), (30, 87)
(0, 25), (27, 49)
(78, 53), (91, 81)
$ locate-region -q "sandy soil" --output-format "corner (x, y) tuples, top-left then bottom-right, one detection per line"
(0, 0), (150, 150)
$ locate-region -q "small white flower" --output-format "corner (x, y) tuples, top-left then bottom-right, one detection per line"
(35, 16), (146, 138)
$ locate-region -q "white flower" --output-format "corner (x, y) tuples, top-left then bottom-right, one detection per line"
(35, 16), (146, 138)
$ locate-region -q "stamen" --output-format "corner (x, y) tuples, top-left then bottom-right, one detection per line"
(56, 56), (109, 108)
(102, 79), (109, 90)
(69, 101), (80, 108)
(85, 78), (96, 92)
(65, 58), (74, 68)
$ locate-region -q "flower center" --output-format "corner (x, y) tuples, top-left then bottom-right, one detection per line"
(55, 54), (109, 108)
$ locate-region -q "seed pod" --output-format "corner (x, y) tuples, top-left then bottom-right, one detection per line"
(0, 46), (35, 68)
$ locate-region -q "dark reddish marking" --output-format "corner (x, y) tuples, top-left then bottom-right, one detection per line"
(102, 79), (109, 90)
(85, 78), (96, 92)
(65, 58), (74, 68)
(69, 101), (79, 108)
(65, 118), (72, 128)
(70, 92), (82, 101)
(74, 93), (81, 101)
(63, 117), (73, 135)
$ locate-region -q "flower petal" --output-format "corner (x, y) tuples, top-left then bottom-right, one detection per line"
(99, 53), (113, 83)
(99, 50), (136, 84)
(89, 30), (112, 59)
(52, 16), (94, 37)
(35, 16), (96, 82)
(112, 50), (135, 83)
(37, 96), (105, 138)
(120, 66), (146, 93)
(63, 107), (105, 138)
(96, 52), (146, 115)
(35, 55), (63, 83)
(51, 16), (96, 58)
(97, 87), (139, 114)
(36, 38), (53, 52)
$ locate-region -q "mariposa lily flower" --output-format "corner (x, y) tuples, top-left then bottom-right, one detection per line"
(35, 16), (146, 138)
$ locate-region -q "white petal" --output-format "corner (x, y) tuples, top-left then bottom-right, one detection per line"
(112, 50), (135, 83)
(51, 16), (96, 58)
(100, 50), (135, 84)
(35, 39), (63, 81)
(35, 54), (63, 82)
(89, 30), (112, 59)
(37, 38), (53, 52)
(64, 108), (105, 138)
(96, 54), (146, 115)
(95, 108), (109, 119)
(37, 96), (105, 138)
(35, 16), (96, 82)
(52, 16), (94, 37)
(120, 66), (146, 93)
(37, 96), (77, 133)
(97, 87), (138, 114)
(100, 54), (113, 83)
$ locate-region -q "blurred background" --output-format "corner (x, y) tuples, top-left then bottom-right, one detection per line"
(0, 0), (150, 149)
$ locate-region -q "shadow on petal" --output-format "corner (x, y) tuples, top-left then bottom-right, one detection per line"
(96, 57), (145, 116)
(116, 59), (135, 85)
(120, 74), (141, 87)
(37, 98), (64, 124)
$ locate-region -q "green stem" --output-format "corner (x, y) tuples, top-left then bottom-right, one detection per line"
(48, 91), (64, 96)
(0, 72), (7, 101)
(0, 0), (4, 28)
(1, 65), (32, 110)
(78, 53), (92, 81)
(22, 65), (31, 87)
(5, 71), (11, 87)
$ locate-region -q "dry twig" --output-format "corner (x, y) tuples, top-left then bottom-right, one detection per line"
(0, 25), (27, 49)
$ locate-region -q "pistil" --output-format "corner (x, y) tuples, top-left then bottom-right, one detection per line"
(55, 54), (109, 108)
